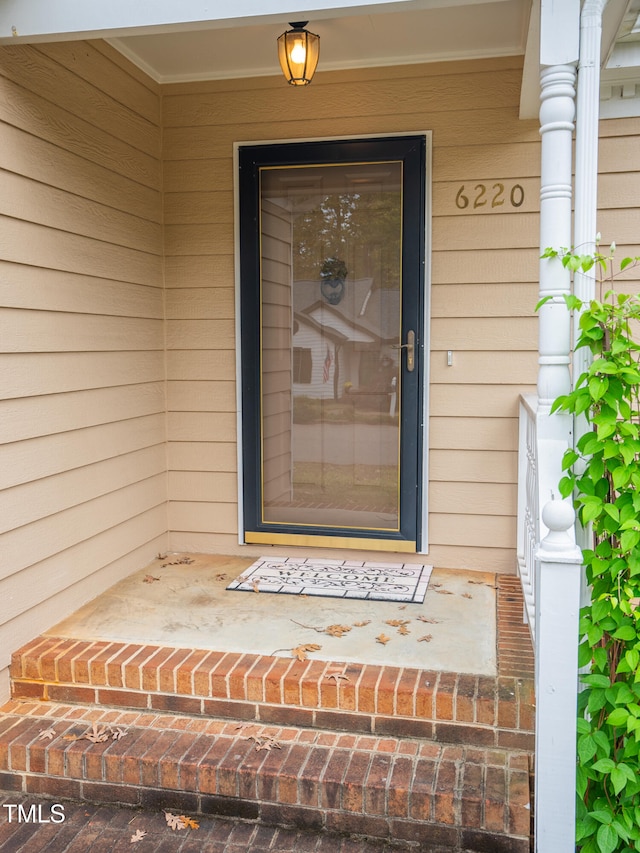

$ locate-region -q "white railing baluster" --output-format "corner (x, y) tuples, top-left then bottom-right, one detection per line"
(517, 393), (583, 852)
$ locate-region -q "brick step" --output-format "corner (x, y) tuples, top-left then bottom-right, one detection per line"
(0, 700), (532, 852)
(10, 637), (534, 751)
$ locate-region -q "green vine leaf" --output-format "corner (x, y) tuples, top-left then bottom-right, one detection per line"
(542, 245), (640, 853)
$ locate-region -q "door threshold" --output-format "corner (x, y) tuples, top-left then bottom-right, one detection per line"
(245, 531), (416, 553)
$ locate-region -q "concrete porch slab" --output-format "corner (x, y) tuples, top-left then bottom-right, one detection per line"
(45, 554), (498, 676)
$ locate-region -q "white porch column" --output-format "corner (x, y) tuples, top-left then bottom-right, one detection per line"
(537, 63), (576, 412)
(573, 0), (607, 374)
(535, 499), (583, 853)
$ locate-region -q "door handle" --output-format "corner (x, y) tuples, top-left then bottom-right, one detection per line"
(391, 330), (415, 372)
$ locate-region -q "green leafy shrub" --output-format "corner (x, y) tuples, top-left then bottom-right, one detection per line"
(541, 246), (640, 853)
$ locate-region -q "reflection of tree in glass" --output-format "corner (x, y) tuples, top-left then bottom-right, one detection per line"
(293, 191), (401, 289)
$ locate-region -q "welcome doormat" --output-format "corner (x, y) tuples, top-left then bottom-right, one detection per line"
(226, 557), (433, 603)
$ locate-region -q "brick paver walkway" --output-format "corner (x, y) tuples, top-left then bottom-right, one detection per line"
(0, 793), (409, 852)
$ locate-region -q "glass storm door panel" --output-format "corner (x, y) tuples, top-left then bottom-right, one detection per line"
(239, 136), (425, 550)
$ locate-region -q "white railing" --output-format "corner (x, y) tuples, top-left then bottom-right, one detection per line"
(517, 393), (584, 852)
(517, 394), (539, 637)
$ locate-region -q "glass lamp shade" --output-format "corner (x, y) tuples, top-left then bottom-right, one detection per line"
(277, 23), (320, 85)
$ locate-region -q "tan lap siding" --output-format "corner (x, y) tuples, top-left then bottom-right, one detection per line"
(162, 57), (539, 570)
(0, 41), (166, 702)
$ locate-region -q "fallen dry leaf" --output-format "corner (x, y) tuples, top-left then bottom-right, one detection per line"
(83, 722), (110, 744)
(215, 573), (228, 581)
(417, 615), (440, 624)
(164, 812), (187, 831)
(385, 619), (410, 627)
(418, 634), (433, 643)
(324, 672), (350, 683)
(130, 829), (147, 843)
(111, 727), (128, 741)
(252, 580), (260, 593)
(462, 593), (473, 599)
(180, 816), (200, 830)
(143, 574), (160, 584)
(376, 633), (391, 645)
(325, 624), (352, 638)
(352, 620), (371, 627)
(398, 625), (411, 636)
(292, 643), (322, 661)
(435, 589), (454, 595)
(38, 728), (56, 741)
(249, 735), (281, 752)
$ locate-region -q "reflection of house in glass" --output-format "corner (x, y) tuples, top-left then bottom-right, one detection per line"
(292, 279), (400, 414)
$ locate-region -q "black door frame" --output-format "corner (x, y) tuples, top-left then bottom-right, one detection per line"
(237, 134), (427, 552)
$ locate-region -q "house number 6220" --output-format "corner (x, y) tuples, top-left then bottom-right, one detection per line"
(455, 183), (525, 210)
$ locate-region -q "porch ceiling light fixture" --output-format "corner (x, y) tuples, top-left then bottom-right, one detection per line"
(277, 21), (320, 85)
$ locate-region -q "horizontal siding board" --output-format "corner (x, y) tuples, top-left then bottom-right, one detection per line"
(430, 317), (538, 350)
(426, 544), (515, 574)
(0, 445), (166, 535)
(0, 517), (167, 640)
(1, 384), (165, 444)
(0, 123), (160, 222)
(0, 415), (165, 490)
(166, 350), (236, 381)
(0, 310), (163, 353)
(429, 512), (515, 549)
(0, 171), (161, 253)
(164, 254), (235, 289)
(430, 450), (518, 483)
(3, 352), (164, 398)
(163, 159), (233, 193)
(429, 481), (517, 516)
(88, 39), (161, 94)
(432, 248), (539, 284)
(38, 40), (160, 124)
(165, 319), (235, 350)
(433, 212), (539, 250)
(0, 264), (164, 317)
(164, 223), (235, 256)
(167, 412), (237, 442)
(430, 352), (537, 385)
(167, 380), (236, 412)
(163, 191), (234, 225)
(169, 500), (237, 534)
(430, 384), (532, 417)
(429, 417), (518, 451)
(168, 442), (237, 473)
(0, 218), (162, 287)
(168, 471), (238, 502)
(0, 44), (160, 157)
(0, 475), (167, 582)
(433, 141), (541, 180)
(162, 107), (539, 160)
(165, 287), (235, 319)
(0, 76), (160, 189)
(430, 283), (538, 317)
(162, 69), (523, 127)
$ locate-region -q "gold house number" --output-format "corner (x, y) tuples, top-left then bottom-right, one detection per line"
(455, 182), (525, 210)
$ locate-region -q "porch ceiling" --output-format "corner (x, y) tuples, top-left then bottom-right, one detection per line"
(105, 0), (531, 82)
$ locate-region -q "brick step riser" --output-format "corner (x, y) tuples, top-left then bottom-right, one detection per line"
(10, 639), (535, 751)
(0, 708), (532, 853)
